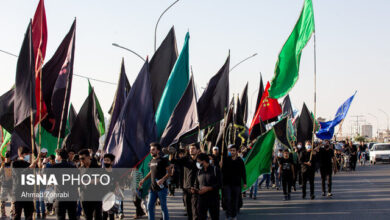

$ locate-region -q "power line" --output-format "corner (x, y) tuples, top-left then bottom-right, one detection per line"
(0, 48), (117, 85)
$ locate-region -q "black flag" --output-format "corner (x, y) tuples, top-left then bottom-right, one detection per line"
(12, 21), (36, 158)
(216, 98), (234, 157)
(106, 60), (157, 168)
(274, 117), (291, 149)
(296, 103), (313, 144)
(235, 83), (248, 126)
(248, 118), (266, 142)
(282, 94), (293, 117)
(149, 26), (178, 112)
(41, 20), (76, 138)
(160, 76), (199, 147)
(0, 88), (15, 133)
(104, 59), (131, 150)
(254, 73), (264, 118)
(65, 89), (100, 153)
(68, 103), (77, 131)
(198, 54), (230, 129)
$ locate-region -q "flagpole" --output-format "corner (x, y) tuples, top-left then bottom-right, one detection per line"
(311, 31), (317, 160)
(57, 74), (71, 149)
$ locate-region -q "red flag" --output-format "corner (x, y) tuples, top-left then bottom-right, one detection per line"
(32, 0), (48, 124)
(249, 82), (282, 134)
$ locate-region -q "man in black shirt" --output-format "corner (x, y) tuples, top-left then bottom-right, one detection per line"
(350, 142), (358, 171)
(79, 149), (103, 220)
(139, 142), (171, 220)
(318, 141), (335, 197)
(170, 143), (199, 220)
(51, 148), (78, 220)
(192, 153), (221, 220)
(12, 146), (36, 220)
(221, 144), (246, 220)
(279, 149), (295, 200)
(299, 141), (316, 200)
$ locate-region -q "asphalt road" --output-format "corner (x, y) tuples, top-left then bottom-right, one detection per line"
(6, 163), (390, 219)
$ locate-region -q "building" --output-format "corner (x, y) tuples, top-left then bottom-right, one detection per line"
(361, 124), (373, 138)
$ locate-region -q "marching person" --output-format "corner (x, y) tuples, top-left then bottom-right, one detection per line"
(0, 151), (13, 218)
(192, 153), (221, 220)
(170, 143), (199, 220)
(318, 141), (336, 197)
(51, 148), (78, 220)
(299, 141), (317, 200)
(12, 146), (37, 220)
(279, 149), (295, 200)
(221, 144), (246, 220)
(79, 149), (103, 220)
(139, 142), (171, 220)
(102, 153), (117, 220)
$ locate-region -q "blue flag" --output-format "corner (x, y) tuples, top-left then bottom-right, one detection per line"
(106, 60), (157, 168)
(316, 92), (357, 140)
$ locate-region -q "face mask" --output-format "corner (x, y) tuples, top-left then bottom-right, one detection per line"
(306, 145), (312, 150)
(24, 155), (30, 162)
(228, 152), (232, 157)
(277, 152), (282, 157)
(297, 145), (302, 149)
(55, 159), (61, 164)
(104, 163), (111, 168)
(209, 160), (213, 165)
(196, 162), (203, 170)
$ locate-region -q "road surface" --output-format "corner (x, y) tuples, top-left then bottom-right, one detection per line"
(5, 163), (390, 219)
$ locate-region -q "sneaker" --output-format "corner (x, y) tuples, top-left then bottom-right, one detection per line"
(310, 195), (315, 200)
(253, 196), (257, 200)
(276, 187), (280, 190)
(322, 192), (326, 196)
(293, 186), (296, 191)
(37, 213), (41, 219)
(302, 194), (306, 199)
(120, 213), (124, 219)
(42, 213), (46, 219)
(327, 193), (333, 197)
(283, 195), (288, 201)
(287, 194), (291, 200)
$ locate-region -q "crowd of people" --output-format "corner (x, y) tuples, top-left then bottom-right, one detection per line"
(0, 139), (367, 220)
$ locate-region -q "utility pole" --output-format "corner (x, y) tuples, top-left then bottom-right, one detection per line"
(350, 115), (365, 136)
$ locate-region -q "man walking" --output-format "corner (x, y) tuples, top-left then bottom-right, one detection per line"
(221, 144), (246, 220)
(192, 153), (221, 220)
(170, 143), (199, 220)
(299, 141), (316, 200)
(318, 141), (335, 197)
(139, 143), (171, 220)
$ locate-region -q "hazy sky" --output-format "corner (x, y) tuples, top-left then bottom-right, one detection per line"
(1, 0), (389, 137)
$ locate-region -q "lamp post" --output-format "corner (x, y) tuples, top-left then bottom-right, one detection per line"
(154, 0), (180, 52)
(378, 109), (389, 132)
(367, 113), (379, 139)
(230, 53), (258, 73)
(112, 43), (145, 62)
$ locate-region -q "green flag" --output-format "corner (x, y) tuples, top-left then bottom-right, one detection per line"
(88, 80), (105, 136)
(268, 0), (315, 99)
(242, 129), (275, 191)
(0, 127), (11, 156)
(155, 32), (190, 138)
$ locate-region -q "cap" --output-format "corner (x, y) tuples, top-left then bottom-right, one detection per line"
(41, 148), (48, 153)
(212, 146), (219, 151)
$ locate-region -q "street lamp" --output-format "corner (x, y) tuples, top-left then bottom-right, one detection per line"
(230, 53), (258, 73)
(154, 0), (180, 52)
(112, 43), (146, 62)
(378, 109), (389, 131)
(367, 113), (379, 139)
